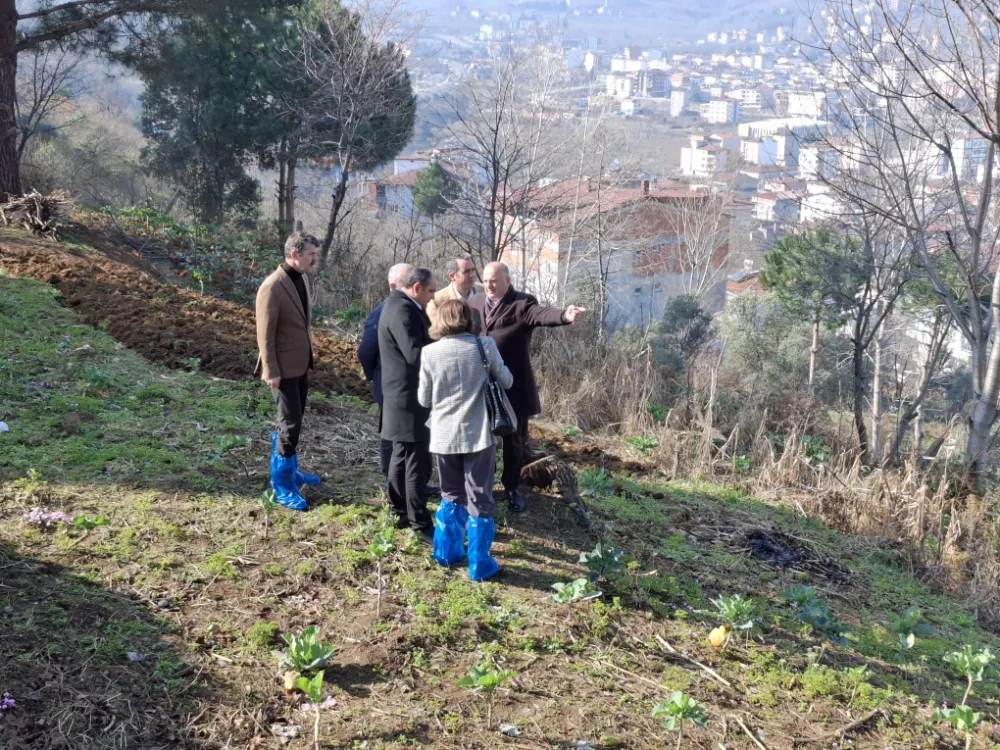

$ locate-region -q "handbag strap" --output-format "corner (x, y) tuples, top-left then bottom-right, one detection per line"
(474, 337), (490, 373)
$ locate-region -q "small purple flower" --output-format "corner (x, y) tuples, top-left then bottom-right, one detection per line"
(21, 507), (71, 529)
(0, 692), (15, 711)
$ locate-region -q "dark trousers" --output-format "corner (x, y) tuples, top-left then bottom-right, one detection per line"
(276, 374), (309, 457)
(388, 440), (432, 531)
(377, 404), (393, 476)
(379, 439), (393, 477)
(501, 416), (530, 491)
(438, 445), (497, 517)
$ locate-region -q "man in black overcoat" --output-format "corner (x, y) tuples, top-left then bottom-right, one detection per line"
(378, 267), (438, 537)
(469, 261), (586, 512)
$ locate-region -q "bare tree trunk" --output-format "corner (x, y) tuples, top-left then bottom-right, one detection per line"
(889, 313), (946, 462)
(913, 404), (923, 464)
(808, 315), (819, 395)
(968, 269), (1000, 484)
(277, 155), (287, 231)
(320, 172), (349, 269)
(0, 0), (22, 198)
(286, 157), (297, 236)
(871, 310), (884, 464)
(853, 332), (870, 465)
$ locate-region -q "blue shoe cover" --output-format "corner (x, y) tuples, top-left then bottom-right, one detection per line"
(272, 432), (320, 487)
(291, 453), (321, 487)
(270, 449), (307, 511)
(467, 516), (500, 581)
(433, 500), (469, 566)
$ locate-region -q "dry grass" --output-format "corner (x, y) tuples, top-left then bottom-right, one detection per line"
(532, 325), (1000, 624)
(634, 411), (1000, 625)
(534, 327), (669, 434)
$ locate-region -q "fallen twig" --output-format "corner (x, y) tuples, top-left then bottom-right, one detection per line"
(653, 633), (733, 689)
(792, 709), (882, 744)
(731, 715), (769, 750)
(601, 660), (676, 694)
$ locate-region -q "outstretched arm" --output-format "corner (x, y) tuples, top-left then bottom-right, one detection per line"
(521, 295), (587, 328)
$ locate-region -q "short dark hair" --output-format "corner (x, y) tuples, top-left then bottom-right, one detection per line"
(402, 267), (434, 289)
(435, 299), (474, 337)
(445, 254), (475, 277)
(284, 232), (320, 258)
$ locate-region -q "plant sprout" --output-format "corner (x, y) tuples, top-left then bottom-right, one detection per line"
(781, 586), (848, 647)
(944, 646), (994, 706)
(887, 606), (932, 650)
(260, 490), (279, 540)
(933, 705), (984, 750)
(280, 626), (337, 674)
(294, 670), (326, 750)
(457, 664), (515, 727)
(368, 529), (395, 619)
(709, 594), (756, 648)
(579, 542), (624, 582)
(550, 578), (600, 604)
(652, 691), (708, 749)
(71, 515), (110, 532)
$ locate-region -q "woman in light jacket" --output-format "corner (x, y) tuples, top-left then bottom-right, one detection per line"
(418, 299), (513, 581)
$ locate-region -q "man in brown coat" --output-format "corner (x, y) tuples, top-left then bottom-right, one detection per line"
(427, 254), (483, 332)
(255, 232), (322, 511)
(469, 261), (586, 512)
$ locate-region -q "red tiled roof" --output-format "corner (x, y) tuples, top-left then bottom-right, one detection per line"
(727, 274), (765, 294)
(379, 171), (422, 187)
(523, 177), (707, 229)
(753, 191), (799, 202)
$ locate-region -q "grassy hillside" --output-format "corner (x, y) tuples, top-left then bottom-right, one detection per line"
(1, 236), (999, 750)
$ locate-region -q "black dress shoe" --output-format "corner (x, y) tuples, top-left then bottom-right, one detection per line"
(426, 485), (441, 498)
(392, 516), (410, 530)
(506, 489), (526, 513)
(416, 527), (435, 544)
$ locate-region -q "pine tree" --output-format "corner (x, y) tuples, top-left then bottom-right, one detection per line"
(412, 161), (455, 219)
(0, 0), (297, 198)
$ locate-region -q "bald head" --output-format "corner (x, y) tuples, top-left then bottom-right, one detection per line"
(483, 261), (511, 302)
(387, 263), (413, 290)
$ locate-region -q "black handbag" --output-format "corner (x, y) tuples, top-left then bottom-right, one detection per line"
(474, 337), (518, 437)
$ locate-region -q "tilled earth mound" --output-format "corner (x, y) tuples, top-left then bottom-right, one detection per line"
(0, 229), (371, 401)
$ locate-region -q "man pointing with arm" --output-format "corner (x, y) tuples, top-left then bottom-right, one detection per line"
(469, 261), (586, 512)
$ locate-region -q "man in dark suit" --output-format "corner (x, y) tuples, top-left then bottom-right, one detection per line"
(469, 261), (586, 512)
(378, 267), (438, 537)
(358, 263), (413, 476)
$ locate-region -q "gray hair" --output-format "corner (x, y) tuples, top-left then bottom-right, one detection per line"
(387, 262), (413, 287)
(401, 267), (434, 289)
(445, 254), (475, 277)
(284, 231), (320, 258)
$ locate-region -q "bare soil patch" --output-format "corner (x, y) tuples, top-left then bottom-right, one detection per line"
(0, 228), (370, 401)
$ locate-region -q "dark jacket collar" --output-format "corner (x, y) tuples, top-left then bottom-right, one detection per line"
(275, 265), (309, 324)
